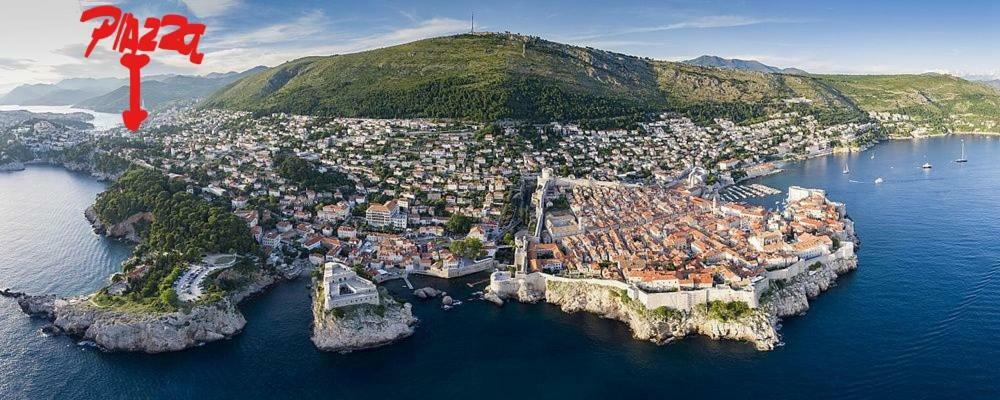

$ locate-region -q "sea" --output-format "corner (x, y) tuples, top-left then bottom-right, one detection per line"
(0, 135), (998, 399)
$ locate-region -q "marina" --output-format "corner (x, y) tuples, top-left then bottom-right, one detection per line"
(718, 183), (782, 201)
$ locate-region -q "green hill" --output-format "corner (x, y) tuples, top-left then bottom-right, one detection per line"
(203, 33), (1000, 132)
(203, 33), (855, 124)
(814, 73), (1000, 132)
(203, 33), (668, 124)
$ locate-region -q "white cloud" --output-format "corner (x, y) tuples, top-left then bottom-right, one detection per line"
(654, 15), (775, 31)
(571, 15), (798, 42)
(204, 10), (328, 49)
(182, 0), (241, 18)
(0, 58), (35, 70)
(0, 0), (95, 87)
(349, 18), (468, 50)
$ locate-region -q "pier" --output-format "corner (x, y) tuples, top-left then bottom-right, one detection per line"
(401, 273), (414, 290)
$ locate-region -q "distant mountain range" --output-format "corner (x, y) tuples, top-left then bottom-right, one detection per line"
(973, 79), (1000, 90)
(0, 66), (266, 113)
(681, 55), (809, 75)
(0, 77), (127, 106)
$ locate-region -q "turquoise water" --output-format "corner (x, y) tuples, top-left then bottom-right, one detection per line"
(1, 136), (999, 399)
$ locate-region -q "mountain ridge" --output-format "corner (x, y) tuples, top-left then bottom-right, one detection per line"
(681, 55), (809, 75)
(1, 67), (267, 112)
(74, 67), (267, 113)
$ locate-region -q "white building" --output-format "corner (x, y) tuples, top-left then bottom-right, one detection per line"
(323, 262), (379, 310)
(366, 200), (407, 229)
(318, 202), (350, 221)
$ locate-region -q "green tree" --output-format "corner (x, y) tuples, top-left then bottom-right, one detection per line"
(449, 238), (484, 259)
(445, 214), (477, 235)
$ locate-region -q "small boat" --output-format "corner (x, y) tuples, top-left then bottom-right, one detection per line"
(955, 139), (968, 163)
(874, 177), (884, 184)
(870, 152), (875, 160)
(921, 162), (933, 169)
(842, 163), (850, 174)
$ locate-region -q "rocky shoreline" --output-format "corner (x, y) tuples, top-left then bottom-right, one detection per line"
(60, 160), (123, 181)
(486, 254), (858, 351)
(21, 159), (125, 181)
(84, 207), (151, 242)
(3, 271), (280, 353)
(310, 282), (418, 353)
(0, 162), (284, 353)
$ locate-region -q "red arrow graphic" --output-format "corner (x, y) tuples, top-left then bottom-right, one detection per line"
(120, 53), (149, 131)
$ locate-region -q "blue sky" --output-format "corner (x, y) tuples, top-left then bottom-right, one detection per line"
(2, 0), (1000, 91)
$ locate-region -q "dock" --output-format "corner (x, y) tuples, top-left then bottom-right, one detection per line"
(401, 273), (414, 290)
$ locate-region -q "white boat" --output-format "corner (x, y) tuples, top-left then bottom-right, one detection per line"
(955, 139), (968, 163)
(870, 152), (875, 160)
(921, 162), (933, 169)
(874, 177), (884, 184)
(842, 163), (850, 174)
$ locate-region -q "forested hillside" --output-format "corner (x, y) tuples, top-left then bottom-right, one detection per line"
(204, 33), (1000, 132)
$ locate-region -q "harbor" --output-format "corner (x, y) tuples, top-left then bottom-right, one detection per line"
(718, 183), (782, 201)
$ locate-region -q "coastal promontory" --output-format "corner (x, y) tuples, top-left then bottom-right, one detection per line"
(8, 167), (275, 352)
(9, 270), (275, 353)
(310, 262), (417, 352)
(486, 181), (860, 351)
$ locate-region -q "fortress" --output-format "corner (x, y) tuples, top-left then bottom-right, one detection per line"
(323, 262), (379, 310)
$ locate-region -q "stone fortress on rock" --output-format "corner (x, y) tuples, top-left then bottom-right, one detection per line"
(323, 262), (380, 310)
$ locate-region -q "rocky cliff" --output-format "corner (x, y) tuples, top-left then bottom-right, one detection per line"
(10, 271), (278, 353)
(487, 253), (858, 351)
(544, 280), (779, 350)
(84, 207), (152, 243)
(763, 256), (858, 318)
(59, 160), (124, 181)
(310, 284), (417, 353)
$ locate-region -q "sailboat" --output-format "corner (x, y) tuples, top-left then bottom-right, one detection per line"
(870, 152), (875, 160)
(955, 139), (968, 163)
(842, 163), (850, 174)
